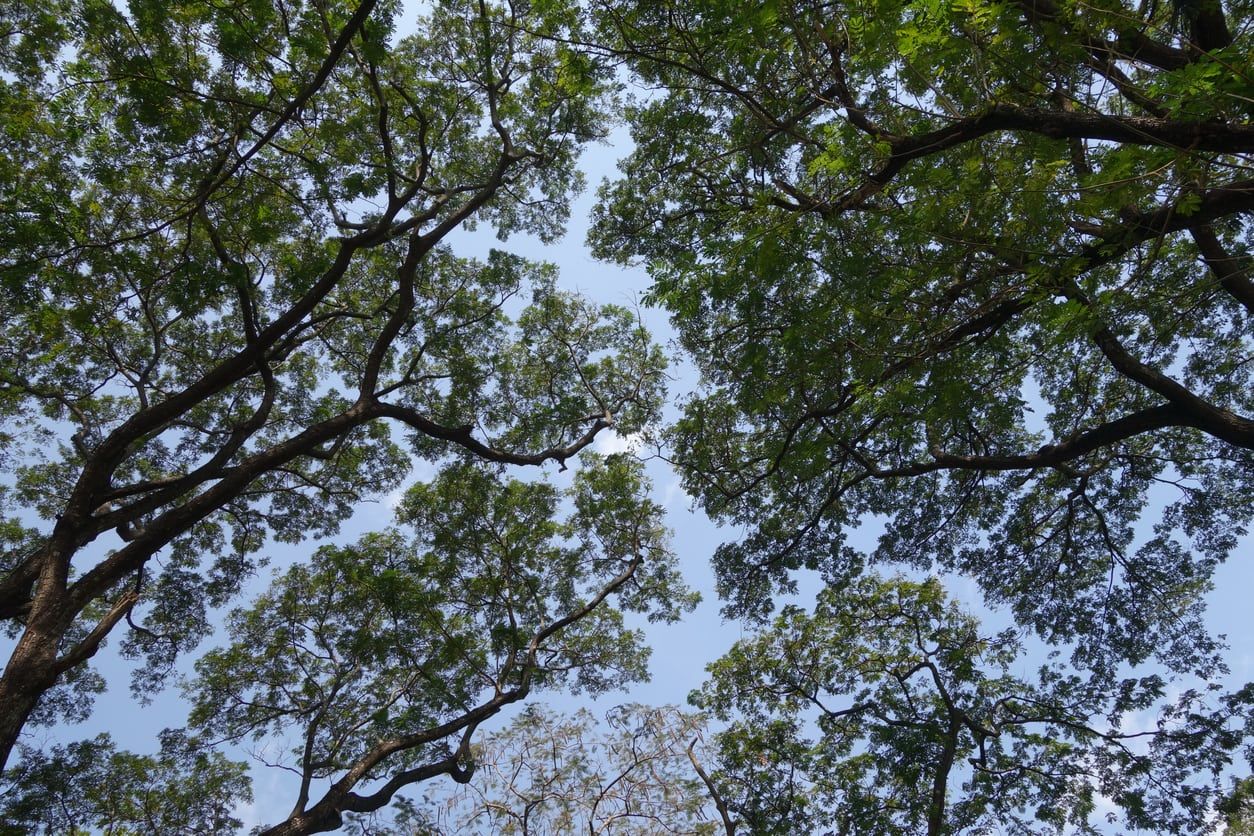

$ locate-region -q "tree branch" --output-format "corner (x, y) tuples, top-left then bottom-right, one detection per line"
(687, 738), (737, 835)
(1189, 224), (1254, 315)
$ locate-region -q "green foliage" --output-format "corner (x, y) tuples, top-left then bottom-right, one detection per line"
(0, 0), (666, 766)
(183, 453), (694, 829)
(694, 574), (1253, 834)
(0, 729), (250, 835)
(1221, 776), (1254, 834)
(591, 0), (1254, 679)
(3, 0), (1252, 831)
(0, 0), (679, 830)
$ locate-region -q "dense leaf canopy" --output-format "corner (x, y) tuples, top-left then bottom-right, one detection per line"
(2, 0), (1252, 832)
(592, 0), (1254, 674)
(0, 729), (249, 835)
(186, 454), (693, 834)
(0, 0), (678, 830)
(696, 574), (1254, 834)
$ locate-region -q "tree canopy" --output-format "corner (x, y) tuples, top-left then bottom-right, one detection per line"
(2, 0), (1252, 831)
(592, 0), (1254, 675)
(0, 0), (687, 829)
(0, 729), (250, 835)
(695, 574), (1253, 835)
(185, 454), (693, 835)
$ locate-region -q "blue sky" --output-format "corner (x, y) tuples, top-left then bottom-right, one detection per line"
(18, 115), (1252, 832)
(235, 125), (1251, 826)
(7, 17), (1252, 830)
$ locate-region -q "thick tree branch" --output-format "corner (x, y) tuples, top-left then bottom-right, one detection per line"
(65, 401), (377, 614)
(1187, 0), (1234, 53)
(821, 115), (1254, 216)
(1058, 282), (1254, 450)
(189, 0), (382, 212)
(51, 587), (140, 676)
(375, 401), (612, 469)
(1189, 224), (1254, 315)
(927, 716), (962, 836)
(1016, 0), (1190, 71)
(828, 404), (1205, 486)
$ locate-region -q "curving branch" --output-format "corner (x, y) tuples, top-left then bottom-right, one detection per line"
(688, 738), (738, 836)
(375, 401), (614, 469)
(1190, 224), (1254, 315)
(256, 550), (648, 836)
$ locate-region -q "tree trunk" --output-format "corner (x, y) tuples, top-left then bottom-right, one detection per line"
(0, 609), (64, 769)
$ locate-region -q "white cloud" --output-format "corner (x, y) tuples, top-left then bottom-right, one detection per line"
(594, 430), (643, 456)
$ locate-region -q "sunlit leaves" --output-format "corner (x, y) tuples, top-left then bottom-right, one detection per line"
(0, 0), (662, 782)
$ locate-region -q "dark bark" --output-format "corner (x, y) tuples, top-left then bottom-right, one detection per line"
(1190, 224), (1254, 315)
(0, 10), (621, 767)
(927, 717), (962, 836)
(0, 126), (588, 775)
(1017, 0), (1190, 70)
